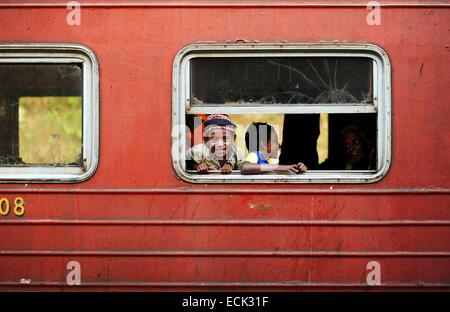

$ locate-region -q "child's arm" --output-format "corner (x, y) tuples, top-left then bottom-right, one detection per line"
(241, 162), (306, 174)
(187, 144), (212, 173)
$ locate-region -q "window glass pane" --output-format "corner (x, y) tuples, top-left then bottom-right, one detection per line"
(191, 57), (373, 105)
(0, 64), (82, 166)
(19, 96), (82, 165)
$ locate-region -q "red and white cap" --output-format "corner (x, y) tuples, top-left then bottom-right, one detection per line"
(204, 114), (236, 137)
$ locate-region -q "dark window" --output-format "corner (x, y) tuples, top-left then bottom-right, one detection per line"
(191, 57), (373, 105)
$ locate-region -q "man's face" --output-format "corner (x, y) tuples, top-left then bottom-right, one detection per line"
(205, 129), (235, 160)
(342, 130), (365, 164)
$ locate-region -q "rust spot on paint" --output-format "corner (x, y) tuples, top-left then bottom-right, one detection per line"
(248, 202), (272, 211)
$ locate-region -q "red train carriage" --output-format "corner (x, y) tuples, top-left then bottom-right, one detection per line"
(0, 0), (449, 291)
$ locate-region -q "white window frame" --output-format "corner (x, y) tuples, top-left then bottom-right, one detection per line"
(173, 42), (391, 183)
(0, 43), (99, 183)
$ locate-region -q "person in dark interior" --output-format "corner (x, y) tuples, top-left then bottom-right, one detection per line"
(339, 126), (375, 170)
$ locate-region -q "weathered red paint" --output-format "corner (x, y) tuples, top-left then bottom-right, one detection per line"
(0, 0), (449, 291)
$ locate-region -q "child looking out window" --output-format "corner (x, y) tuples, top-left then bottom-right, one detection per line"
(241, 122), (307, 174)
(187, 114), (244, 174)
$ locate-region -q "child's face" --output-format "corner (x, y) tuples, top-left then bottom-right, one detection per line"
(205, 129), (235, 160)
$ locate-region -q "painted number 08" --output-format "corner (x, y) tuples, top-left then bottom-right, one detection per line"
(0, 197), (25, 217)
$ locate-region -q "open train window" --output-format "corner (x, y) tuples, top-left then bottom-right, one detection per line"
(0, 44), (98, 182)
(172, 43), (391, 183)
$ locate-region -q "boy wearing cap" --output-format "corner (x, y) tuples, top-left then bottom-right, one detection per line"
(187, 114), (244, 174)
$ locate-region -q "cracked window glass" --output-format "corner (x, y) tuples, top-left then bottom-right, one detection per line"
(190, 57), (372, 105)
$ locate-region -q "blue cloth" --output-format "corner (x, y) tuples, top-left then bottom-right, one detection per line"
(256, 151), (269, 164)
